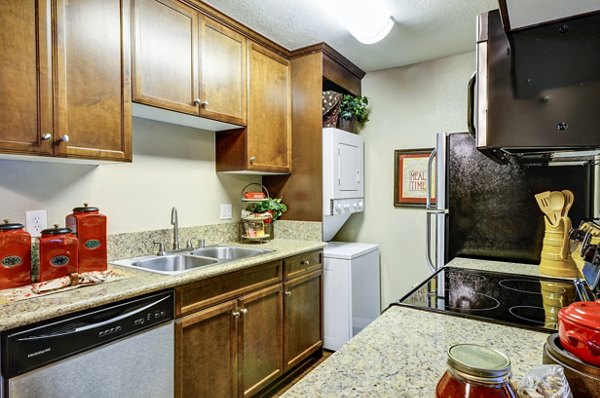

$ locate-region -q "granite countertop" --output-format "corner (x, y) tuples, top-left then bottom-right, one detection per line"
(284, 257), (552, 397)
(284, 305), (549, 397)
(0, 239), (325, 332)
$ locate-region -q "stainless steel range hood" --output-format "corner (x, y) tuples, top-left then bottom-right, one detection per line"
(470, 9), (600, 165)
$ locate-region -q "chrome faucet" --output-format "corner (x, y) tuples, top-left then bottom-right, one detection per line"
(171, 207), (179, 250)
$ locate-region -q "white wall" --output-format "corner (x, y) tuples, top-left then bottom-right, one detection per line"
(0, 118), (259, 234)
(335, 51), (476, 306)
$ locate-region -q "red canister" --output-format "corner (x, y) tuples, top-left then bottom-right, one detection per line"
(66, 203), (107, 273)
(0, 219), (32, 289)
(39, 225), (78, 282)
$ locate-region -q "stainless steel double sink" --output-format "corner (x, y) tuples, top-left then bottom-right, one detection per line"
(111, 246), (273, 275)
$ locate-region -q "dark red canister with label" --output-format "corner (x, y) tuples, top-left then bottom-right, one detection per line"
(0, 219), (32, 289)
(39, 225), (78, 281)
(66, 203), (107, 273)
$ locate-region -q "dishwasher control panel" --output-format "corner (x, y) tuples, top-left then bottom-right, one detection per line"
(1, 290), (174, 378)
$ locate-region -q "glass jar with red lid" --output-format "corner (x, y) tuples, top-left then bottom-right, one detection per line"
(39, 225), (78, 282)
(66, 203), (107, 273)
(0, 219), (32, 289)
(436, 344), (517, 398)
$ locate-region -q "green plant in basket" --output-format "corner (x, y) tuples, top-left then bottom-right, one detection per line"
(251, 198), (288, 222)
(340, 94), (369, 125)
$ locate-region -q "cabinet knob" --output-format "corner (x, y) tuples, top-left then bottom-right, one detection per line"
(41, 133), (52, 141)
(194, 98), (209, 108)
(301, 260), (310, 266)
(284, 291), (292, 297)
(240, 308), (248, 315)
(232, 310), (241, 318)
(249, 156), (256, 163)
(57, 134), (69, 144)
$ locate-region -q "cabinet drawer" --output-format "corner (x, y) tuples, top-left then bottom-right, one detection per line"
(176, 260), (282, 316)
(283, 251), (322, 280)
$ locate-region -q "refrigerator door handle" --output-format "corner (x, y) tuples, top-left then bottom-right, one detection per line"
(426, 149), (437, 210)
(426, 211), (436, 273)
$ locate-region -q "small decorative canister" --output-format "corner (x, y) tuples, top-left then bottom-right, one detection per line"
(66, 203), (107, 273)
(39, 225), (78, 282)
(436, 344), (517, 398)
(0, 219), (32, 289)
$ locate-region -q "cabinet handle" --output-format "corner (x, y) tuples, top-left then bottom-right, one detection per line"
(284, 291), (292, 297)
(41, 133), (52, 141)
(193, 98), (209, 108)
(240, 308), (248, 315)
(301, 260), (310, 266)
(232, 310), (241, 318)
(249, 156), (256, 163)
(56, 134), (69, 144)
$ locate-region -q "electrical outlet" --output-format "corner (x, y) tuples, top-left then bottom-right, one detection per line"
(26, 210), (48, 237)
(220, 204), (233, 220)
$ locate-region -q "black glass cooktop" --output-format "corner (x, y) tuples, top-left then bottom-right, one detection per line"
(396, 267), (593, 332)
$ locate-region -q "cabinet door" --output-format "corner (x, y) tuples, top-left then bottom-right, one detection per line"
(199, 16), (247, 126)
(176, 299), (238, 398)
(132, 0), (199, 115)
(0, 0), (53, 156)
(283, 270), (323, 371)
(54, 0), (132, 161)
(247, 43), (291, 173)
(238, 284), (283, 397)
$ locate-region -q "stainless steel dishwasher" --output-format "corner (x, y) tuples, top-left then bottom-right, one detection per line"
(1, 290), (174, 398)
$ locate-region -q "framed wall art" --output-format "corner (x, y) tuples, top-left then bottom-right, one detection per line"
(394, 148), (436, 207)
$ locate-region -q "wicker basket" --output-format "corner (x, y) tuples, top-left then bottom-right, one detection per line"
(322, 91), (342, 128)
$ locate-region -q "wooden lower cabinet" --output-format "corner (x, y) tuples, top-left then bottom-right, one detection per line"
(239, 284), (283, 397)
(176, 299), (238, 398)
(175, 252), (322, 397)
(283, 270), (323, 371)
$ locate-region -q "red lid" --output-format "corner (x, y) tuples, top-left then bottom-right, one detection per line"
(558, 300), (600, 331)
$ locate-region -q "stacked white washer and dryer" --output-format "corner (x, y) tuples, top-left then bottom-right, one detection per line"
(322, 128), (381, 351)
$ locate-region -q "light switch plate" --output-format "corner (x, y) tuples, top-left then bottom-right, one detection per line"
(220, 204), (232, 220)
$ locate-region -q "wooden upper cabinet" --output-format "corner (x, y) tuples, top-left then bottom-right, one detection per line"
(132, 0), (247, 125)
(132, 0), (199, 114)
(0, 0), (131, 162)
(199, 17), (247, 125)
(247, 43), (292, 173)
(0, 0), (53, 156)
(54, 0), (132, 161)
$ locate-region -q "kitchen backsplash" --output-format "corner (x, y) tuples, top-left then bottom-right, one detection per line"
(107, 220), (323, 261)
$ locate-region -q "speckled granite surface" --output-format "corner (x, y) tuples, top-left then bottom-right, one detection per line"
(283, 305), (549, 397)
(447, 257), (573, 279)
(107, 221), (322, 261)
(0, 239), (325, 331)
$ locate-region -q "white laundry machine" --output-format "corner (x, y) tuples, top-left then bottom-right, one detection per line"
(323, 242), (381, 351)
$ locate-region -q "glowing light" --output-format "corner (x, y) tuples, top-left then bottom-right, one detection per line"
(318, 0), (394, 44)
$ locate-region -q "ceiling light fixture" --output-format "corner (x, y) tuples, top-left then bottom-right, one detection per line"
(318, 0), (394, 44)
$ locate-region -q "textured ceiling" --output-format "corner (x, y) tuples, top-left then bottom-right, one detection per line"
(202, 0), (499, 72)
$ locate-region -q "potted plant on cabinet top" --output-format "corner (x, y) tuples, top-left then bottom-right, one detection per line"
(339, 94), (369, 133)
(251, 198), (288, 239)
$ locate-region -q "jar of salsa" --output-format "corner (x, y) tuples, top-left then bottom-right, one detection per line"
(436, 344), (517, 398)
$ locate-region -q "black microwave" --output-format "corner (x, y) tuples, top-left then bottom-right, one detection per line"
(468, 9), (600, 165)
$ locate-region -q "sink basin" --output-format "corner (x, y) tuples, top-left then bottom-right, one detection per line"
(190, 246), (272, 261)
(111, 245), (273, 275)
(113, 254), (218, 275)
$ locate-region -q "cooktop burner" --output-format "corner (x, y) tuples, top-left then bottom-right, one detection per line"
(396, 266), (589, 332)
(499, 279), (543, 294)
